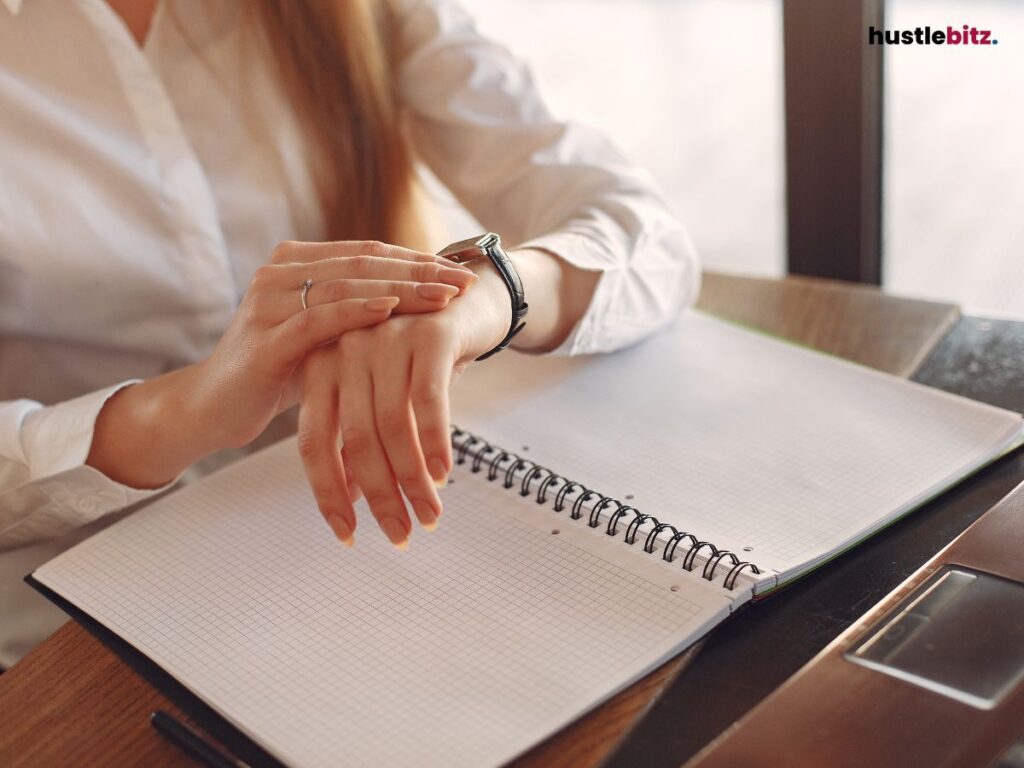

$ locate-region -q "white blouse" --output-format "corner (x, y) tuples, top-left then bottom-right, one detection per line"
(0, 0), (698, 665)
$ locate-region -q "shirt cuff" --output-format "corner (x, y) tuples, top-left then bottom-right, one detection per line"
(18, 381), (176, 526)
(513, 230), (625, 356)
(515, 223), (700, 357)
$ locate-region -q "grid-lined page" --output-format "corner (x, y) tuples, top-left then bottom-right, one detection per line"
(453, 312), (1023, 579)
(34, 440), (728, 768)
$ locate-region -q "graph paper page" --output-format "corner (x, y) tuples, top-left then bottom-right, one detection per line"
(34, 439), (729, 768)
(452, 312), (1023, 580)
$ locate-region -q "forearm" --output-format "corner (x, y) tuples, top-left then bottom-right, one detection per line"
(503, 248), (600, 353)
(86, 363), (219, 490)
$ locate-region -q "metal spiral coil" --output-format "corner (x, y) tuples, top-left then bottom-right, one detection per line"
(450, 427), (762, 591)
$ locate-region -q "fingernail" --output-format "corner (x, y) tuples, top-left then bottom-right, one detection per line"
(415, 283), (459, 301)
(380, 518), (410, 550)
(438, 267), (477, 288)
(427, 458), (448, 488)
(326, 514), (355, 547)
(364, 296), (400, 312)
(411, 499), (439, 531)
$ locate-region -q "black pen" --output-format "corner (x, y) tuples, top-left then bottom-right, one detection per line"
(150, 710), (250, 768)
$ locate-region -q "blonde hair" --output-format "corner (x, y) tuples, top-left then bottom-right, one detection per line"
(252, 1), (428, 248)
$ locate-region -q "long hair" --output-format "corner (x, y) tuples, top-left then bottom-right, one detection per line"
(251, 1), (426, 248)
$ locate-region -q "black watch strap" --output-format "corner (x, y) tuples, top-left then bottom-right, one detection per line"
(437, 233), (528, 361)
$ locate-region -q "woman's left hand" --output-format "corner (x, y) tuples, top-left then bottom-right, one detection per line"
(297, 258), (512, 548)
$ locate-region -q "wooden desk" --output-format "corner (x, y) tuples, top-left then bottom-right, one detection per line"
(609, 301), (1024, 767)
(0, 272), (960, 768)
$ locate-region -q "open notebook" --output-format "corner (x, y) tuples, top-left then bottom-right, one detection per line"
(31, 313), (1023, 768)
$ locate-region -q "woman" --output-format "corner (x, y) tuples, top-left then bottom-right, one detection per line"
(0, 0), (698, 665)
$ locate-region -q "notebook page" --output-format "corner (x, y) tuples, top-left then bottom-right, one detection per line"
(452, 312), (1023, 580)
(34, 439), (729, 768)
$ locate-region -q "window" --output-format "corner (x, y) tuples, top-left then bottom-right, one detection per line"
(447, 0), (786, 277)
(884, 0), (1024, 314)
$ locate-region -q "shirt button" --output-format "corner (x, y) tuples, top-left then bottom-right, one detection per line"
(76, 495), (99, 514)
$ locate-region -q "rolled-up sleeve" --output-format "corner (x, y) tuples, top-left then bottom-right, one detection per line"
(392, 0), (701, 355)
(0, 383), (171, 550)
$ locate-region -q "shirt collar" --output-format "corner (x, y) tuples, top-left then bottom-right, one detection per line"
(2, 0), (23, 15)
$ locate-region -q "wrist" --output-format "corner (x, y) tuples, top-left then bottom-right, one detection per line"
(180, 359), (254, 454)
(87, 364), (213, 489)
(169, 361), (234, 453)
(463, 259), (514, 359)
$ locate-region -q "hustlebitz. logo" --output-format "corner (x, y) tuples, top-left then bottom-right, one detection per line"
(868, 25), (999, 46)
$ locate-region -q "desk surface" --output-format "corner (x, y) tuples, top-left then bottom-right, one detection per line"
(609, 296), (1024, 767)
(0, 272), (965, 768)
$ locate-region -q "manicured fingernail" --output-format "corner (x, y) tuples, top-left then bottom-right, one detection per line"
(380, 518), (409, 550)
(326, 514), (354, 547)
(415, 283), (458, 301)
(438, 267), (477, 288)
(427, 458), (448, 488)
(411, 499), (439, 531)
(364, 296), (400, 312)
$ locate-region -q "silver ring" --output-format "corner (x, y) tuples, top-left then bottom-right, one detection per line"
(300, 279), (314, 311)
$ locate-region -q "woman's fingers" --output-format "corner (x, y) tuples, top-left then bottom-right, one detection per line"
(304, 256), (476, 292)
(303, 279), (458, 315)
(372, 352), (443, 532)
(337, 338), (413, 549)
(269, 297), (398, 368)
(248, 258), (475, 327)
(410, 327), (456, 489)
(255, 256), (475, 296)
(271, 239), (471, 271)
(297, 354), (356, 545)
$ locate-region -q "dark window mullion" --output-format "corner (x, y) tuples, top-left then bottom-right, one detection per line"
(783, 0), (885, 284)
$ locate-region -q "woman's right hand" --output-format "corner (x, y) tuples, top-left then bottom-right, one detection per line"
(192, 241), (476, 452)
(86, 240), (475, 491)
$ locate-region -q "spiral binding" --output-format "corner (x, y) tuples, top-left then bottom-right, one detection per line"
(451, 427), (762, 591)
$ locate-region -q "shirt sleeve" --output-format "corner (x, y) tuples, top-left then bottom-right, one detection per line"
(392, 0), (701, 355)
(0, 382), (173, 551)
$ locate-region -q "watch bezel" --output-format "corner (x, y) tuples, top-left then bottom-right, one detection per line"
(437, 232), (500, 264)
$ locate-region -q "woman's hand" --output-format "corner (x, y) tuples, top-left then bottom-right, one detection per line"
(87, 240), (474, 491)
(193, 241), (476, 451)
(296, 257), (512, 547)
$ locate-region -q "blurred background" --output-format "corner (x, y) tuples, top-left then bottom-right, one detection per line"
(440, 0), (1024, 316)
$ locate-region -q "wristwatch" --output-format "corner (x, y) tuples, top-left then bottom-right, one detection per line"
(437, 233), (528, 360)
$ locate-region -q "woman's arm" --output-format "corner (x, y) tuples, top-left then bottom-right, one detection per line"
(392, 0), (701, 355)
(88, 243), (474, 489)
(0, 241), (472, 551)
